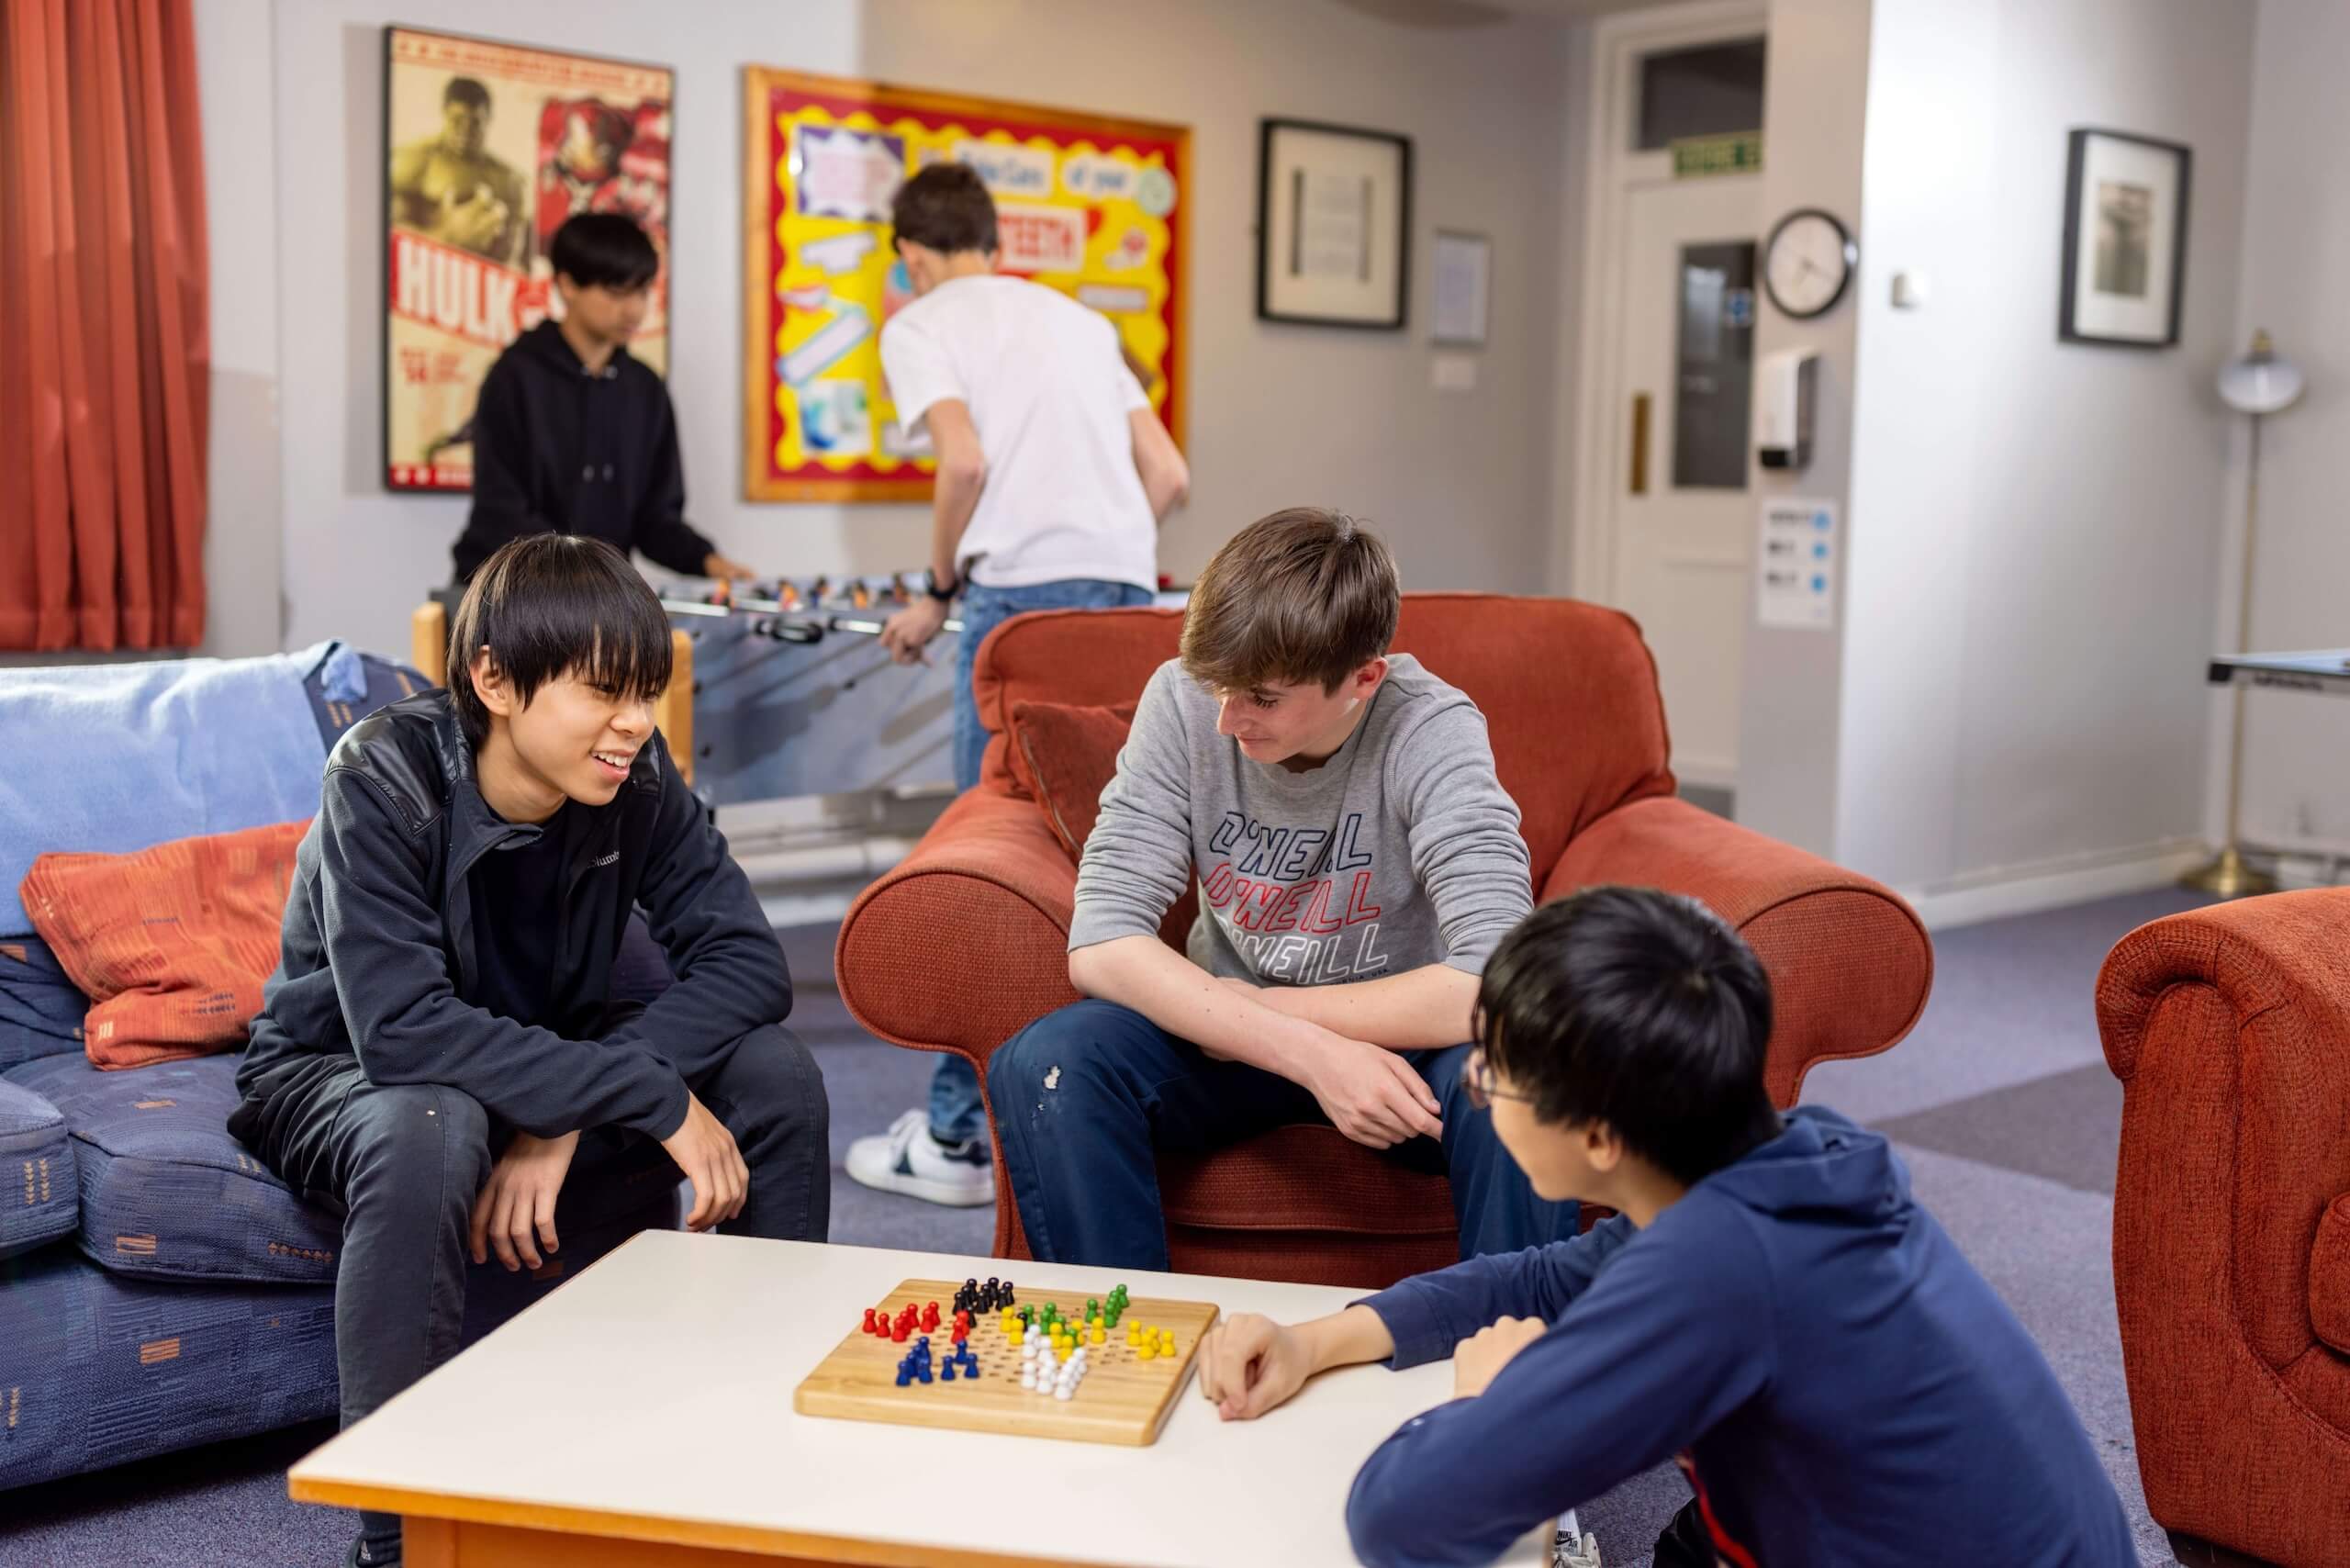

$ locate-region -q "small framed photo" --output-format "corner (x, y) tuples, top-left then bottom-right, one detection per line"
(1430, 230), (1491, 347)
(2059, 128), (2191, 349)
(1257, 118), (1412, 330)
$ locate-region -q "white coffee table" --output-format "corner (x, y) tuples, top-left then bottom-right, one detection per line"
(288, 1230), (1556, 1567)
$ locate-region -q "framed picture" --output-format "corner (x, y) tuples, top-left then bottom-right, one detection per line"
(383, 28), (675, 492)
(2058, 128), (2189, 350)
(1257, 118), (1411, 330)
(1430, 230), (1491, 347)
(742, 67), (1190, 502)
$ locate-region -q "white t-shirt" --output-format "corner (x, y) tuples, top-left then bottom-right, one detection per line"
(878, 274), (1158, 591)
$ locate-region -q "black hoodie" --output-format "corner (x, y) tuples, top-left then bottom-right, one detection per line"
(229, 690), (790, 1151)
(451, 320), (716, 583)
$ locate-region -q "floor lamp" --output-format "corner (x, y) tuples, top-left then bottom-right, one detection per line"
(2185, 329), (2305, 898)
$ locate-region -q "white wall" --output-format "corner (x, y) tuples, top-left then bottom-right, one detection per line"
(196, 0), (283, 658)
(1543, 17), (1596, 599)
(1727, 0), (1872, 858)
(238, 0), (1574, 657)
(1827, 0), (2254, 908)
(2217, 0), (2350, 858)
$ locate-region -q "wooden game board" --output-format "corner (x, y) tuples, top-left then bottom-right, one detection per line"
(793, 1278), (1223, 1447)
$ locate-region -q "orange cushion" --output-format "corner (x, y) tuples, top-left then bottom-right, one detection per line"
(1006, 700), (1135, 861)
(21, 820), (309, 1070)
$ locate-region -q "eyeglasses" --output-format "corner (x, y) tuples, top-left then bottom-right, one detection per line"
(1462, 1047), (1535, 1111)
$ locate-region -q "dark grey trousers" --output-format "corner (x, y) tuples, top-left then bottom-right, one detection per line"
(257, 1025), (828, 1562)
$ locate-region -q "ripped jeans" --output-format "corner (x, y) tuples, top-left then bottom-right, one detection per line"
(987, 999), (1579, 1271)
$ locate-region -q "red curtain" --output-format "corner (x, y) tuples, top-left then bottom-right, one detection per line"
(1, 0), (208, 652)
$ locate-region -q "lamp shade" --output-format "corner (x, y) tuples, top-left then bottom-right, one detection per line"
(2218, 330), (2305, 414)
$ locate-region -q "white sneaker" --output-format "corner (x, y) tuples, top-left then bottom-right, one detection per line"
(845, 1109), (994, 1207)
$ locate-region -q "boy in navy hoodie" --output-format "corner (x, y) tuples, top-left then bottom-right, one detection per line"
(1196, 887), (2135, 1568)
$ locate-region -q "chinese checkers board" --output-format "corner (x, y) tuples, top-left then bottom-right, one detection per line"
(792, 1277), (1221, 1447)
(743, 68), (1189, 501)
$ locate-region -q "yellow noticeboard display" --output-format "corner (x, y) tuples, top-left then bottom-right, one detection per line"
(744, 67), (1189, 502)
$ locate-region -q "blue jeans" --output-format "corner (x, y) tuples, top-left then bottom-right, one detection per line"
(987, 999), (1581, 1270)
(928, 577), (1157, 1146)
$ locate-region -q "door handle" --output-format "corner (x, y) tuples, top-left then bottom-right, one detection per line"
(1629, 393), (1651, 496)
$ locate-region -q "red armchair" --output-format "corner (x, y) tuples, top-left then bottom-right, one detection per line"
(836, 594), (1933, 1289)
(2097, 890), (2350, 1568)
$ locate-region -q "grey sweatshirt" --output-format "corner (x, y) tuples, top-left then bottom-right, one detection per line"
(1068, 655), (1534, 987)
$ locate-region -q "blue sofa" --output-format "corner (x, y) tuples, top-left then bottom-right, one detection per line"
(0, 644), (677, 1493)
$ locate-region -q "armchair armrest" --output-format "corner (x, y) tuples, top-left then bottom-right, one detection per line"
(2096, 888), (2350, 1368)
(2093, 892), (2350, 1559)
(1545, 796), (1931, 1105)
(834, 790), (1083, 1069)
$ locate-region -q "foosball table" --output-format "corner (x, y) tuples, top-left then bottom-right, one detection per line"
(659, 574), (964, 804)
(418, 572), (1184, 805)
(415, 573), (962, 803)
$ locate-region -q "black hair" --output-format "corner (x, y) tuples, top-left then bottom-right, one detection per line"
(890, 162), (999, 256)
(1476, 887), (1782, 1187)
(549, 212), (659, 292)
(446, 534), (673, 749)
(443, 77), (490, 111)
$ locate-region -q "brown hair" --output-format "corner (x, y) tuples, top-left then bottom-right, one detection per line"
(1180, 509), (1400, 695)
(890, 162), (999, 256)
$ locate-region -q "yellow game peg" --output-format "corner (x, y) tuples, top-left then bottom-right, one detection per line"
(1137, 1340), (1157, 1361)
(1090, 1327), (1106, 1345)
(1056, 1342), (1073, 1362)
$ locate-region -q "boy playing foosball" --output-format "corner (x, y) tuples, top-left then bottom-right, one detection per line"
(1196, 887), (2135, 1568)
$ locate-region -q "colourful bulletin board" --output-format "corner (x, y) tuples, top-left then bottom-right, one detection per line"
(743, 68), (1189, 502)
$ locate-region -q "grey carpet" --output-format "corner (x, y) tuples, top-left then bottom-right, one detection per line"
(1873, 1061), (2124, 1195)
(1, 892), (2211, 1567)
(1796, 886), (2207, 1126)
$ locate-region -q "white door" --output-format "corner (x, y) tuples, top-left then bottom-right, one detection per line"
(1605, 170), (1762, 789)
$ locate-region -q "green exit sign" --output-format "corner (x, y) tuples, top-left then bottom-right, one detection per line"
(1672, 131), (1763, 177)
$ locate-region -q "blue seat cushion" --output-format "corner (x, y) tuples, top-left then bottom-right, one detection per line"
(3, 1053), (341, 1286)
(0, 1243), (338, 1491)
(0, 936), (89, 1070)
(3, 1049), (684, 1294)
(0, 1077), (76, 1260)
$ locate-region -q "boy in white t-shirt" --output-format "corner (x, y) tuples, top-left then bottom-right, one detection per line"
(850, 161), (1191, 1207)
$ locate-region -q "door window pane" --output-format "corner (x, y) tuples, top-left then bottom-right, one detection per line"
(1637, 39), (1766, 151)
(1673, 241), (1756, 489)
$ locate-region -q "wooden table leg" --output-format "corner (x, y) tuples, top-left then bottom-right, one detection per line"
(402, 1518), (457, 1566)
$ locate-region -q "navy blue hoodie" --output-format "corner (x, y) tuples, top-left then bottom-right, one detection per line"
(1347, 1106), (2134, 1568)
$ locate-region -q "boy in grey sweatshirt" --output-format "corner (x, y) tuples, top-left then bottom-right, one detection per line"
(989, 509), (1581, 1269)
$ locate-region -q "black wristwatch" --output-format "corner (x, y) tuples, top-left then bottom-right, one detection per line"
(925, 572), (959, 604)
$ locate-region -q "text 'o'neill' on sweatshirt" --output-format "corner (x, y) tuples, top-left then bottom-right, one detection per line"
(1068, 655), (1534, 985)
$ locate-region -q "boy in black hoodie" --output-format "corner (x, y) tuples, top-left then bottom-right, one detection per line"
(231, 535), (827, 1567)
(450, 214), (754, 585)
(1197, 887), (2134, 1568)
